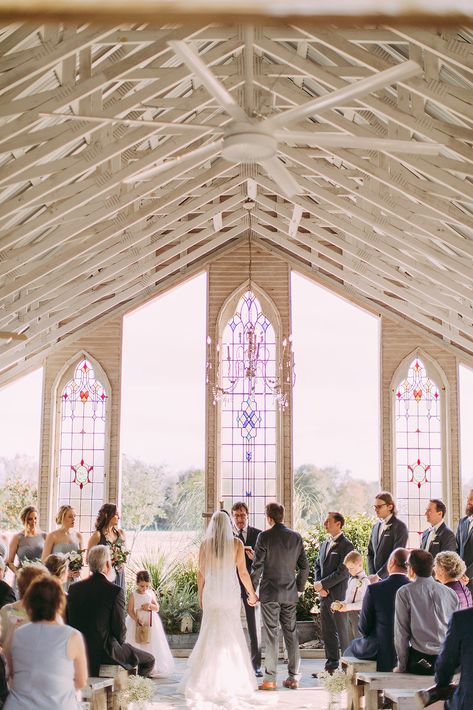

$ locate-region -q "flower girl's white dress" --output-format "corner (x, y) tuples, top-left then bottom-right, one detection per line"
(125, 589), (174, 677)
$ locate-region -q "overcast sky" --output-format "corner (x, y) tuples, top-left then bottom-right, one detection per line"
(1, 271), (472, 486)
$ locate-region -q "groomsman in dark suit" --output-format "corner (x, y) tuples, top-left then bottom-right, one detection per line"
(421, 499), (456, 557)
(367, 491), (408, 581)
(231, 501), (262, 677)
(456, 489), (473, 594)
(313, 512), (354, 674)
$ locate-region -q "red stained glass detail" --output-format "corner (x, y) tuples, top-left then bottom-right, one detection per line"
(413, 389), (422, 401)
(79, 390), (89, 402)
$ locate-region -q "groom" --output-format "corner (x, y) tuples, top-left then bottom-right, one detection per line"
(251, 502), (309, 690)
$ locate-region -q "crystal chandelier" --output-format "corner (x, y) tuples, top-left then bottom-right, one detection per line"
(206, 234), (295, 410)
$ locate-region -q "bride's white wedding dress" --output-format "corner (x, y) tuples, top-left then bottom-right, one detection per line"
(180, 514), (268, 710)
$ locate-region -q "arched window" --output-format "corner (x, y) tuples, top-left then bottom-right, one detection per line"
(218, 290), (279, 529)
(58, 357), (108, 534)
(394, 356), (444, 547)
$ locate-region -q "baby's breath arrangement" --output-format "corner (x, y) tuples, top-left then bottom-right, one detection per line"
(118, 675), (155, 706)
(66, 549), (84, 572)
(317, 669), (348, 694)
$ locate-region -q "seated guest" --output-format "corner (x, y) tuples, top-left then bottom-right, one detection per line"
(67, 545), (154, 677)
(0, 565), (46, 648)
(0, 558), (15, 609)
(394, 549), (459, 675)
(4, 575), (87, 709)
(330, 550), (370, 644)
(45, 553), (69, 587)
(421, 499), (457, 556)
(416, 606), (473, 710)
(345, 548), (410, 671)
(434, 551), (472, 610)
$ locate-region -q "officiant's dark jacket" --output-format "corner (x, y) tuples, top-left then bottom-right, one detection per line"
(367, 516), (409, 579)
(347, 573), (410, 671)
(314, 533), (354, 600)
(420, 521), (457, 556)
(67, 571), (139, 676)
(456, 516), (473, 592)
(239, 525), (261, 594)
(251, 523), (309, 603)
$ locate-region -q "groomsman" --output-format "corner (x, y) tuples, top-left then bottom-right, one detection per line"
(231, 501), (262, 677)
(367, 491), (408, 581)
(456, 488), (473, 594)
(420, 499), (456, 557)
(313, 512), (354, 674)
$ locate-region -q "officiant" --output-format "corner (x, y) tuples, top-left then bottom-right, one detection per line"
(231, 501), (263, 677)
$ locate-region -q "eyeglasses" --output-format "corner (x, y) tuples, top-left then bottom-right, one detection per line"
(373, 504), (388, 510)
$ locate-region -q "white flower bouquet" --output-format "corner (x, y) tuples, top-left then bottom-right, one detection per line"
(317, 669), (348, 693)
(66, 549), (84, 573)
(118, 675), (155, 707)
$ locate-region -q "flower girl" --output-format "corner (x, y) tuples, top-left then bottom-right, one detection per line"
(125, 570), (175, 677)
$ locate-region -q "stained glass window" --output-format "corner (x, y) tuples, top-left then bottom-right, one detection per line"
(219, 291), (278, 529)
(58, 358), (108, 534)
(394, 357), (443, 547)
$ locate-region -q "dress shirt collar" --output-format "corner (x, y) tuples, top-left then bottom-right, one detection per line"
(382, 514), (393, 525)
(331, 532), (343, 542)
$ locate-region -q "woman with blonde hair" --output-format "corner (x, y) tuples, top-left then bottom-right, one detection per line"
(42, 506), (83, 591)
(44, 554), (69, 586)
(7, 506), (46, 593)
(433, 550), (473, 609)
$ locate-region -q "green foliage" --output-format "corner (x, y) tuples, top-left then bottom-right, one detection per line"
(121, 454), (167, 538)
(166, 468), (205, 531)
(0, 476), (37, 529)
(296, 513), (374, 620)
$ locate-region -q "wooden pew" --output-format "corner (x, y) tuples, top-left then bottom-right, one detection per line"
(355, 671), (430, 710)
(340, 656), (377, 710)
(99, 665), (136, 710)
(81, 676), (114, 710)
(384, 687), (444, 709)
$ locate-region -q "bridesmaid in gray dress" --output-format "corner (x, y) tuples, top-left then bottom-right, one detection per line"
(4, 575), (87, 710)
(87, 503), (127, 589)
(42, 506), (84, 592)
(7, 506), (46, 596)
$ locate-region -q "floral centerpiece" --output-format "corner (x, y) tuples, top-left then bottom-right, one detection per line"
(66, 549), (84, 573)
(109, 538), (130, 571)
(317, 669), (348, 710)
(118, 675), (155, 709)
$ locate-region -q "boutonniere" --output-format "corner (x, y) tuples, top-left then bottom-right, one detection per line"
(431, 533), (437, 542)
(356, 578), (364, 589)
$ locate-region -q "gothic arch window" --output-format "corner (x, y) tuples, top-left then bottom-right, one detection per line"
(56, 356), (109, 534)
(393, 354), (446, 547)
(217, 289), (281, 529)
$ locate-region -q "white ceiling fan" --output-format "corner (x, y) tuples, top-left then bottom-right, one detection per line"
(122, 42), (442, 197)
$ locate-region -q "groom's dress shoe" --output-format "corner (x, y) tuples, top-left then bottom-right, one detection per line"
(258, 681), (277, 691)
(255, 669), (264, 678)
(282, 678), (299, 689)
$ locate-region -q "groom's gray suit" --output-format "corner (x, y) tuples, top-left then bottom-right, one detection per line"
(251, 522), (309, 682)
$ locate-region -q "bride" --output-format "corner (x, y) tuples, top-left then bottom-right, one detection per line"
(181, 510), (260, 709)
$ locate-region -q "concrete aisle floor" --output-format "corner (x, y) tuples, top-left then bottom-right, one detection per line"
(150, 658), (347, 709)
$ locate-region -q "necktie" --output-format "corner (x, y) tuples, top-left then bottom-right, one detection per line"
(351, 579), (359, 604)
(238, 529), (245, 543)
(378, 522), (385, 544)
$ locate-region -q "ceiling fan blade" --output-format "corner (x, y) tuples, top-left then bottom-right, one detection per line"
(123, 139), (224, 183)
(274, 130), (443, 155)
(168, 41), (248, 124)
(260, 157), (301, 198)
(0, 331), (27, 341)
(39, 112), (211, 134)
(265, 60), (422, 131)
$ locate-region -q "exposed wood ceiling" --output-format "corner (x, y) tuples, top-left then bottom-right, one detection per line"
(1, 23), (473, 385)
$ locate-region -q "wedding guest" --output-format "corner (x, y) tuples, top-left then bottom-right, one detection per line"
(394, 549), (459, 675)
(4, 575), (87, 709)
(251, 502), (309, 690)
(45, 553), (69, 589)
(313, 512), (354, 675)
(434, 551), (473, 609)
(346, 548), (410, 671)
(330, 550), (370, 644)
(87, 504), (127, 589)
(420, 499), (456, 556)
(7, 506), (46, 590)
(42, 506), (83, 591)
(231, 501), (262, 677)
(68, 545), (154, 677)
(367, 492), (408, 581)
(0, 558), (15, 609)
(125, 570), (174, 677)
(456, 488), (473, 594)
(0, 565), (46, 649)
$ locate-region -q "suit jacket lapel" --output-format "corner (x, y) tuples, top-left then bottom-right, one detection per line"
(374, 521), (383, 550)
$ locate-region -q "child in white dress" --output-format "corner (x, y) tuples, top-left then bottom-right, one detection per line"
(125, 570), (174, 677)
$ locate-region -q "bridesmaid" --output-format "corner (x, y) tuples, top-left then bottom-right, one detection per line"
(87, 503), (127, 589)
(42, 506), (83, 591)
(7, 506), (46, 593)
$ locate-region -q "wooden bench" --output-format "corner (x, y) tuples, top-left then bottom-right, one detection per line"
(340, 656), (377, 710)
(355, 671), (430, 710)
(99, 665), (136, 710)
(384, 687), (445, 710)
(81, 676), (114, 710)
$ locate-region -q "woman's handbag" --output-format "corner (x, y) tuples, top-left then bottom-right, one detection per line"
(135, 610), (152, 644)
